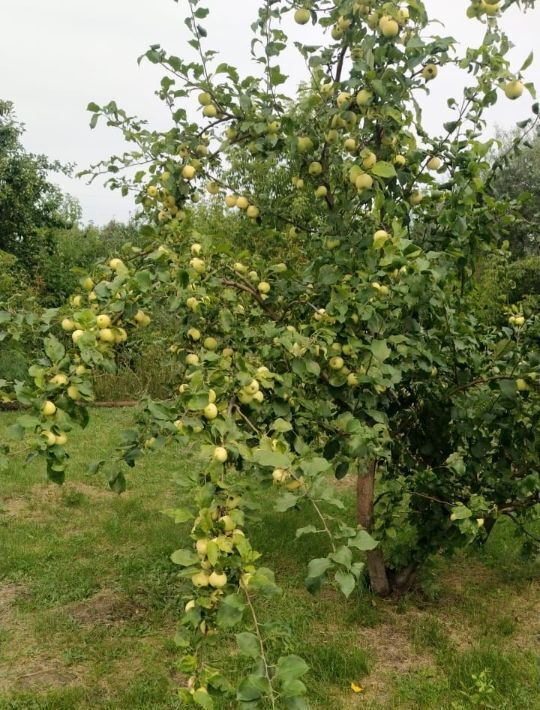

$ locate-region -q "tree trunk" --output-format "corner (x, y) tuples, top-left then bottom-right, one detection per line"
(357, 461), (391, 597)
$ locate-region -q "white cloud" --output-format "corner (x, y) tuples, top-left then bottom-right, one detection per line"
(1, 0), (538, 224)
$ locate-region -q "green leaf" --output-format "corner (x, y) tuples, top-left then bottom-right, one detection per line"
(170, 548), (199, 566)
(299, 457), (330, 476)
(193, 688), (214, 709)
(253, 449), (292, 468)
(44, 335), (65, 364)
(236, 632), (260, 659)
(275, 492), (299, 512)
(271, 418), (293, 433)
(134, 270), (153, 291)
(275, 655), (309, 684)
(371, 340), (391, 362)
(334, 570), (356, 598)
(371, 161), (396, 179)
(296, 525), (318, 538)
(329, 546), (352, 569)
(216, 594), (245, 628)
(236, 677), (262, 702)
(349, 530), (379, 551)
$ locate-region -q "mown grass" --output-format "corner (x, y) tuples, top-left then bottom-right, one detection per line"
(0, 409), (538, 709)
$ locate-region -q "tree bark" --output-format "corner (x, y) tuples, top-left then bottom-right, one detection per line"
(357, 461), (391, 597)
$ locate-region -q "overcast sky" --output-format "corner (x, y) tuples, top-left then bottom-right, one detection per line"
(1, 0), (539, 225)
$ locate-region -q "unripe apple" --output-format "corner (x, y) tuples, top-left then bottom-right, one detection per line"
(397, 7), (409, 24)
(222, 348), (234, 358)
(247, 205), (260, 219)
(196, 538), (209, 556)
(344, 138), (357, 152)
(72, 329), (84, 344)
(55, 433), (68, 446)
(410, 191), (423, 206)
(225, 194), (237, 208)
(356, 89), (373, 106)
(373, 229), (390, 249)
(504, 80), (524, 100)
(272, 468), (287, 484)
(191, 571), (210, 587)
(190, 257), (206, 273)
(42, 430), (57, 446)
(96, 314), (111, 329)
(213, 446), (228, 463)
(483, 1), (501, 15)
(236, 196), (249, 210)
(67, 385), (80, 400)
(61, 318), (75, 332)
(427, 156), (442, 171)
(379, 16), (399, 37)
(294, 7), (311, 25)
(109, 258), (125, 271)
(329, 356), (345, 371)
(203, 403), (218, 420)
(252, 390), (264, 403)
(336, 92), (351, 109)
(325, 129), (339, 143)
(219, 515), (235, 532)
(198, 92), (212, 106)
(186, 354), (200, 366)
(82, 277), (94, 291)
(258, 281), (271, 294)
(188, 328), (201, 341)
(147, 185), (158, 198)
(245, 380), (259, 396)
(422, 64), (438, 81)
(204, 337), (218, 351)
(356, 173), (373, 190)
(309, 161), (323, 175)
(347, 373), (359, 387)
(115, 328), (128, 344)
(362, 151), (377, 170)
(184, 600), (196, 612)
(75, 365), (87, 376)
(516, 378), (528, 392)
(99, 328), (115, 343)
(394, 154), (406, 167)
(42, 400), (57, 416)
(315, 185), (328, 198)
(50, 374), (69, 386)
(513, 315), (525, 327)
(182, 165), (196, 180)
(208, 571), (227, 588)
(297, 136), (314, 153)
(202, 104), (218, 118)
(186, 297), (199, 312)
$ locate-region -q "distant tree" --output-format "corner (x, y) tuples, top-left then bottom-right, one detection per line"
(491, 131), (540, 257)
(0, 100), (77, 272)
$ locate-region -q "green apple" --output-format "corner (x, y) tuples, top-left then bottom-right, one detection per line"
(356, 89), (373, 107)
(356, 173), (373, 190)
(258, 281), (271, 294)
(188, 328), (201, 341)
(208, 571), (227, 588)
(96, 314), (111, 329)
(294, 7), (311, 25)
(315, 185), (328, 198)
(50, 374), (69, 386)
(191, 571), (210, 587)
(99, 328), (115, 343)
(190, 257), (206, 273)
(379, 16), (399, 37)
(67, 385), (80, 400)
(204, 337), (218, 351)
(504, 80), (524, 100)
(198, 92), (212, 106)
(329, 356), (345, 371)
(61, 318), (75, 332)
(247, 205), (260, 219)
(202, 104), (218, 118)
(427, 156), (442, 170)
(186, 354), (200, 366)
(42, 400), (57, 416)
(203, 403), (218, 420)
(72, 329), (85, 344)
(213, 446), (228, 463)
(422, 63), (438, 81)
(373, 229), (390, 249)
(309, 161), (323, 175)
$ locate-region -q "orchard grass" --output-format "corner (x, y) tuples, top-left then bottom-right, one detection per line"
(0, 410), (538, 709)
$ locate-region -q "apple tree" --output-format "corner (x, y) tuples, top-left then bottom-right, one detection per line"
(2, 0), (539, 705)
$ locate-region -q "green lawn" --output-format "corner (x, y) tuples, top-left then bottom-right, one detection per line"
(0, 409), (538, 709)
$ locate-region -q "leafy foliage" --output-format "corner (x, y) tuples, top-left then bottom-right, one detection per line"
(2, 0), (539, 705)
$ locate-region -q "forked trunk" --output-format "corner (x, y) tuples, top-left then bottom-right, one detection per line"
(356, 461), (391, 597)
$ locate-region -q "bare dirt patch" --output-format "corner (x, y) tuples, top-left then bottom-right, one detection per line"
(64, 589), (140, 627)
(0, 583), (28, 623)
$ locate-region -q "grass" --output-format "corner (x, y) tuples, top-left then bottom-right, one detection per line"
(0, 409), (539, 709)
